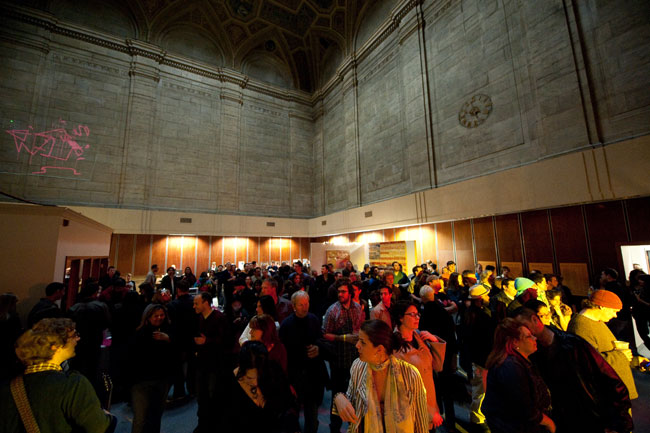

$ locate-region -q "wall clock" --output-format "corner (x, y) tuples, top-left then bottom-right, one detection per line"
(458, 94), (493, 128)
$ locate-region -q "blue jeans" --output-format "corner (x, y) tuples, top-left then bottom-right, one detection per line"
(131, 379), (168, 433)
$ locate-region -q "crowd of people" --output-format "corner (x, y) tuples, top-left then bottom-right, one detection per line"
(0, 258), (647, 433)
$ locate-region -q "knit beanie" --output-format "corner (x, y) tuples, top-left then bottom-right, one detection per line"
(590, 290), (622, 310)
(514, 278), (535, 296)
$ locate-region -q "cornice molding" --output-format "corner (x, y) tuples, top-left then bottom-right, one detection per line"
(2, 4), (313, 106)
(3, 0), (426, 109)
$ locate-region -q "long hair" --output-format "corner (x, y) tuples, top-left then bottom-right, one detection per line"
(485, 318), (524, 369)
(137, 304), (169, 330)
(249, 314), (280, 347)
(258, 295), (278, 321)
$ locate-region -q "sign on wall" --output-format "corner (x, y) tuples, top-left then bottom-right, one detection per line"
(368, 241), (408, 268)
(326, 250), (351, 270)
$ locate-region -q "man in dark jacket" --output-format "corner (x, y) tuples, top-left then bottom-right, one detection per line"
(160, 267), (181, 298)
(279, 291), (328, 433)
(27, 282), (65, 328)
(193, 292), (232, 433)
(515, 307), (633, 433)
(168, 281), (196, 399)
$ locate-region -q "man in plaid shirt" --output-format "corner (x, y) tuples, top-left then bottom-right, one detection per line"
(322, 278), (364, 433)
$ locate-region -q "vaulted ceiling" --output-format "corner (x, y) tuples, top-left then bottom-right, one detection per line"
(34, 0), (381, 92)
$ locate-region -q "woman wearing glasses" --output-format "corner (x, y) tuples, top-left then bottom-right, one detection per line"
(393, 301), (444, 430)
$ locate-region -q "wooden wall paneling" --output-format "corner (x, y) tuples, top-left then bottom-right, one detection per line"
(278, 238), (288, 262)
(436, 222), (454, 267)
(585, 201), (628, 278)
(91, 258), (101, 279)
(385, 228), (396, 241)
(420, 224), (437, 264)
(237, 237), (248, 263)
(181, 236), (196, 271)
(151, 235), (167, 271)
(521, 210), (554, 269)
(109, 234), (118, 266)
(300, 238), (311, 261)
(289, 238), (300, 262)
(116, 234), (135, 275)
(167, 236), (182, 270)
(550, 206), (589, 264)
(196, 236), (210, 273)
(223, 237), (236, 264)
(350, 232), (363, 243)
(211, 236), (223, 266)
(134, 235), (151, 276)
(454, 220), (474, 272)
(473, 217), (497, 265)
(625, 197), (650, 241)
(271, 238), (281, 262)
(81, 259), (91, 282)
(495, 214), (523, 264)
(260, 237), (271, 264)
(249, 237), (260, 264)
(66, 259), (80, 309)
(395, 227), (409, 241)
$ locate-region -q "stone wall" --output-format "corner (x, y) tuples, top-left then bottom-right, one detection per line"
(315, 0), (650, 215)
(1, 0), (649, 220)
(0, 6), (314, 218)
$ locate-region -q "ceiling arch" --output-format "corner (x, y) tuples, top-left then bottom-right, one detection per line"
(25, 0), (388, 92)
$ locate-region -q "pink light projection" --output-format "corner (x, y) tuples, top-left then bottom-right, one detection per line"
(6, 120), (90, 175)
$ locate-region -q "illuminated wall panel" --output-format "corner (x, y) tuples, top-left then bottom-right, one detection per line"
(211, 236), (223, 267)
(248, 237), (260, 264)
(151, 235), (167, 270)
(167, 236), (182, 270)
(181, 236), (196, 271)
(223, 237), (236, 264)
(196, 236), (210, 273)
(260, 237), (271, 263)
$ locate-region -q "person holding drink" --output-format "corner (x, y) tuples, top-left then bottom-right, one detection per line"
(568, 289), (638, 400)
(279, 291), (329, 433)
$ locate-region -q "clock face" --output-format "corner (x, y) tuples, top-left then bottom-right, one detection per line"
(458, 94), (493, 128)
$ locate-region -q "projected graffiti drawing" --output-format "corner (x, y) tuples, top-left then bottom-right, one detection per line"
(6, 120), (90, 175)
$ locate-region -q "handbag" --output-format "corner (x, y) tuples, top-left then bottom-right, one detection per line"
(416, 330), (447, 373)
(10, 376), (41, 433)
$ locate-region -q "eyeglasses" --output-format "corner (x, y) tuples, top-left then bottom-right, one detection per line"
(404, 312), (421, 318)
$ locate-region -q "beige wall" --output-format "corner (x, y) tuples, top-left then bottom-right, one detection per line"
(54, 210), (113, 282)
(71, 135), (650, 239)
(0, 204), (112, 322)
(309, 136), (650, 237)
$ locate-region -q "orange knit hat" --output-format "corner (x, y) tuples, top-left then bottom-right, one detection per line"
(590, 290), (622, 309)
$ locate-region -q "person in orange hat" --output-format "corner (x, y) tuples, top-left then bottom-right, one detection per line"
(568, 290), (638, 400)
